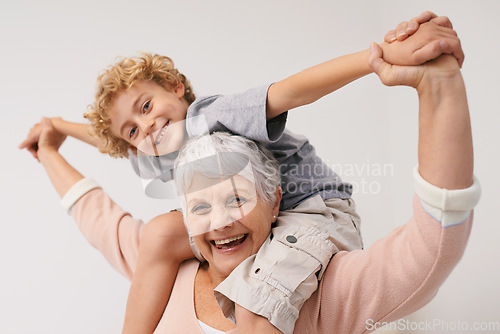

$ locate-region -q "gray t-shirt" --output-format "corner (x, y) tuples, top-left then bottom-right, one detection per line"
(130, 84), (352, 210)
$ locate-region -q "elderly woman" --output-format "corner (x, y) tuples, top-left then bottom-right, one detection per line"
(33, 41), (480, 333)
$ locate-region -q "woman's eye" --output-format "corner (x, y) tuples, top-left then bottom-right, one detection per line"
(227, 196), (246, 208)
(191, 203), (211, 215)
(129, 126), (137, 138)
(142, 101), (151, 113)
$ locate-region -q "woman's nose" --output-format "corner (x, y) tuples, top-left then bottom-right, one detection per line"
(210, 208), (234, 231)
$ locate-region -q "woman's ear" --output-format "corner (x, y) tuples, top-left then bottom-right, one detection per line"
(272, 186), (283, 218)
(129, 145), (137, 155)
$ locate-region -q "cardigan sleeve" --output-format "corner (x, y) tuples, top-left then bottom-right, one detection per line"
(70, 185), (144, 281)
(296, 168), (480, 333)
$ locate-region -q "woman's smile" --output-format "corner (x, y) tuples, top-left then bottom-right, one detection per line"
(210, 233), (248, 253)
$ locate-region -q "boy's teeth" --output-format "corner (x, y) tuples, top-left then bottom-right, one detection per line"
(214, 234), (245, 246)
(155, 124), (168, 145)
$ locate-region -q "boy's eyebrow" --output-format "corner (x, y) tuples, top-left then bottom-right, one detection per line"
(133, 93), (146, 112)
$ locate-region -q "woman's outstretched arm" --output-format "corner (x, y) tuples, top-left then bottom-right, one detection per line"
(293, 42), (480, 334)
(33, 118), (144, 279)
(36, 118), (85, 196)
(369, 46), (473, 188)
(415, 58), (473, 189)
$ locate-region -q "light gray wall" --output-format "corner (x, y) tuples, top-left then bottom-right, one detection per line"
(2, 0), (498, 333)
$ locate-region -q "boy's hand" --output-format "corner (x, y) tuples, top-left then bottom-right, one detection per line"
(380, 21), (464, 68)
(384, 11), (453, 42)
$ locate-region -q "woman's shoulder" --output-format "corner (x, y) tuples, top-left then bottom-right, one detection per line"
(155, 260), (201, 333)
(179, 259), (200, 277)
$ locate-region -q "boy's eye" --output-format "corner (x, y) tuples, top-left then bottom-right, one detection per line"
(227, 195), (246, 208)
(129, 126), (137, 138)
(142, 101), (151, 113)
(191, 203), (211, 215)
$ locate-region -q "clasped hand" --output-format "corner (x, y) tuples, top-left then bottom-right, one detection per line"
(372, 11), (464, 89)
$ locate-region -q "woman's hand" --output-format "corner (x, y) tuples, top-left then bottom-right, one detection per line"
(19, 121), (43, 161)
(35, 117), (85, 198)
(37, 118), (67, 158)
(369, 42), (426, 88)
(369, 42), (461, 90)
(19, 117), (64, 161)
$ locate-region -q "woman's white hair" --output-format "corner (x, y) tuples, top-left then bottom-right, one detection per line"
(174, 132), (281, 212)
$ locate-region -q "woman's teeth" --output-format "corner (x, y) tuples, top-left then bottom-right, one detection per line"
(214, 234), (246, 249)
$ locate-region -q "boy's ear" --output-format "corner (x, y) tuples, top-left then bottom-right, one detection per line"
(129, 145), (137, 155)
(173, 82), (185, 98)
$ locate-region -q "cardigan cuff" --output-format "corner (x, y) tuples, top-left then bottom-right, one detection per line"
(61, 178), (101, 214)
(413, 166), (481, 227)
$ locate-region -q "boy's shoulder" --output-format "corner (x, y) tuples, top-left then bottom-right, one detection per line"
(186, 85), (273, 140)
(187, 84), (272, 116)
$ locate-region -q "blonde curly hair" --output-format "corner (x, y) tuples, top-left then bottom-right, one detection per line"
(84, 53), (196, 158)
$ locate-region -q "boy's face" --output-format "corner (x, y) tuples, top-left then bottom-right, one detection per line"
(109, 80), (189, 156)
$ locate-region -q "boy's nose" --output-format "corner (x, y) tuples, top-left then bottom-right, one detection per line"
(140, 118), (156, 136)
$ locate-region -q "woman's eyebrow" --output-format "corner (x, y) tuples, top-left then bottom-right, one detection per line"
(187, 196), (207, 208)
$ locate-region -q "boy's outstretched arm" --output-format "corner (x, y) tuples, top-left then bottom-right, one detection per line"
(52, 118), (99, 147)
(266, 49), (372, 119)
(266, 15), (462, 120)
(19, 118), (98, 161)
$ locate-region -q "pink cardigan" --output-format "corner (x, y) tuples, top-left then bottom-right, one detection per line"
(69, 169), (480, 333)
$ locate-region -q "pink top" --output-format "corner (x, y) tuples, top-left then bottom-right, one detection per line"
(69, 168), (480, 333)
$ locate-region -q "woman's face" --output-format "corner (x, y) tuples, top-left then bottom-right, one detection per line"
(185, 174), (280, 279)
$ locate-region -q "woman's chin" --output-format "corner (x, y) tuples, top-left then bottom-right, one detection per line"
(208, 235), (253, 277)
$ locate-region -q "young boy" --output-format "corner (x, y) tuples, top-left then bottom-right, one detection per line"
(20, 12), (463, 334)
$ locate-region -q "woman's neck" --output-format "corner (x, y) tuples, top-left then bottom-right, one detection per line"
(195, 262), (236, 331)
(202, 262), (228, 287)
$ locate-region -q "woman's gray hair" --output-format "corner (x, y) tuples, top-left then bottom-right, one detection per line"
(174, 132), (281, 211)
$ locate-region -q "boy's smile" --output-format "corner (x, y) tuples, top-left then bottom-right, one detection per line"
(109, 80), (190, 156)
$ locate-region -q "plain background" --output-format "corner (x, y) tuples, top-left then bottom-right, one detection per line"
(2, 0), (499, 333)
